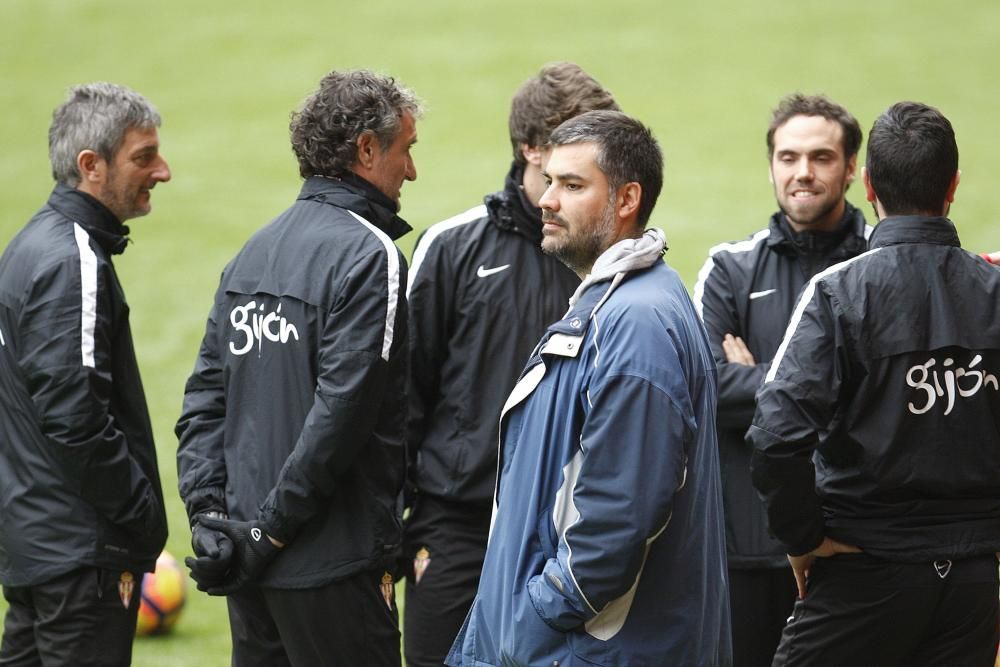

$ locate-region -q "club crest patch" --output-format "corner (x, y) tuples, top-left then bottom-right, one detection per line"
(414, 547), (431, 585)
(381, 571), (394, 609)
(118, 571), (135, 609)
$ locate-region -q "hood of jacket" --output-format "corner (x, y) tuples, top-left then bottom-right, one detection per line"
(297, 172), (412, 241)
(568, 227), (667, 307)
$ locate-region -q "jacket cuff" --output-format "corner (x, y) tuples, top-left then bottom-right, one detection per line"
(183, 486), (227, 523)
(257, 506), (295, 545)
(526, 568), (588, 632)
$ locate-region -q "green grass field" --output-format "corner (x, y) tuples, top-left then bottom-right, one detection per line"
(1, 1), (997, 663)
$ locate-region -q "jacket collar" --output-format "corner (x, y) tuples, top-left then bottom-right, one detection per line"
(46, 183), (131, 255)
(868, 215), (961, 250)
(485, 162), (544, 244)
(298, 173), (412, 241)
(767, 201), (869, 260)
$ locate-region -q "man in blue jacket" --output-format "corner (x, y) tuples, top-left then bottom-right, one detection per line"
(750, 102), (1000, 664)
(403, 62), (617, 667)
(447, 110), (731, 666)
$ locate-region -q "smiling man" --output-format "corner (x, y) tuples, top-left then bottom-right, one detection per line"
(693, 94), (871, 667)
(447, 110), (731, 666)
(750, 100), (1000, 666)
(0, 82), (170, 666)
(177, 69), (421, 666)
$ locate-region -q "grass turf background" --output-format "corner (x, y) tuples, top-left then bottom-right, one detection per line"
(1, 1), (997, 663)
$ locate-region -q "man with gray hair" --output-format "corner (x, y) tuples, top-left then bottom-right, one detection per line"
(447, 110), (731, 666)
(0, 82), (170, 665)
(177, 69), (421, 666)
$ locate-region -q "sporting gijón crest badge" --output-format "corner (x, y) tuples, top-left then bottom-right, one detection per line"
(118, 571), (135, 609)
(414, 547), (431, 585)
(380, 571), (395, 610)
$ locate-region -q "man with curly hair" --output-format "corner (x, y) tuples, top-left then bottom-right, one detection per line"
(177, 69), (421, 666)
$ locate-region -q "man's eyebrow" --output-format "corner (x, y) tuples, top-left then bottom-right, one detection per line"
(547, 170), (586, 182)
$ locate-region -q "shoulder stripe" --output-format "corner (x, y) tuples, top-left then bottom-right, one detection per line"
(765, 247), (882, 383)
(348, 211), (400, 362)
(73, 223), (98, 368)
(692, 229), (770, 319)
(408, 204), (487, 297)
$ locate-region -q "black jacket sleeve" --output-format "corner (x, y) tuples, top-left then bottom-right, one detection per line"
(22, 254), (159, 536)
(176, 279), (229, 519)
(257, 247), (406, 543)
(748, 281), (846, 555)
(406, 231), (455, 478)
(696, 254), (770, 430)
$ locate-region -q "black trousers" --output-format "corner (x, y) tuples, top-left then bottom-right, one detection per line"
(402, 494), (491, 667)
(0, 566), (143, 667)
(227, 569), (401, 667)
(774, 553), (999, 666)
(729, 567), (797, 667)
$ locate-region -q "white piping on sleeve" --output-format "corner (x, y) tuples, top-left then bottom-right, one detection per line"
(765, 247), (881, 383)
(407, 204), (486, 297)
(73, 224), (98, 368)
(692, 229), (770, 320)
(348, 211), (400, 361)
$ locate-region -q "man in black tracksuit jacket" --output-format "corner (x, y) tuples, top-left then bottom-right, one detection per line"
(694, 94), (869, 667)
(176, 70), (421, 666)
(0, 83), (170, 666)
(750, 102), (1000, 665)
(402, 63), (617, 666)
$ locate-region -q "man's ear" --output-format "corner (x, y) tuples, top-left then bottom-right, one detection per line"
(356, 131), (377, 170)
(76, 149), (106, 186)
(845, 153), (857, 186)
(618, 182), (642, 221)
(521, 144), (543, 167)
(945, 170), (960, 204)
(862, 166), (877, 203)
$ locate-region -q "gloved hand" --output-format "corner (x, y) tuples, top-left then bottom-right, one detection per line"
(193, 515), (282, 595)
(184, 511), (234, 592)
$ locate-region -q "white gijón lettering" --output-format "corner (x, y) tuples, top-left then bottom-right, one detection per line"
(906, 354), (998, 415)
(229, 300), (299, 356)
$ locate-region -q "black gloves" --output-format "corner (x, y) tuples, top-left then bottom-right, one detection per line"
(190, 515), (282, 595)
(184, 511), (234, 592)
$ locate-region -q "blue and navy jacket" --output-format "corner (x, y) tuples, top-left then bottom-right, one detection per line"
(448, 248), (732, 666)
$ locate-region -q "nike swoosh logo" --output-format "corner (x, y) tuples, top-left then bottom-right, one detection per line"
(477, 264), (511, 278)
(749, 288), (777, 300)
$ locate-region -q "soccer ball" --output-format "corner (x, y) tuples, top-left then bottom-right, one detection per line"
(135, 550), (187, 636)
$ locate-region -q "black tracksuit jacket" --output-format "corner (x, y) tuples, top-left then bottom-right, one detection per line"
(406, 164), (580, 505)
(749, 216), (1000, 562)
(0, 184), (167, 586)
(176, 174), (410, 588)
(694, 204), (870, 568)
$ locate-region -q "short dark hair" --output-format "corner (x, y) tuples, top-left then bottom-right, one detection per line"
(766, 93), (862, 160)
(549, 110), (663, 227)
(49, 82), (161, 186)
(508, 62), (619, 166)
(290, 69), (422, 179)
(866, 101), (958, 216)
